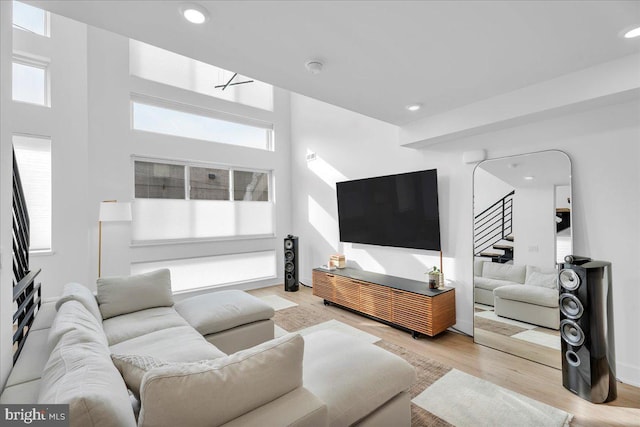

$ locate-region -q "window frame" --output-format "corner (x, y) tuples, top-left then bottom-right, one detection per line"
(12, 55), (50, 107)
(130, 95), (275, 151)
(132, 156), (273, 203)
(12, 133), (53, 254)
(12, 1), (50, 37)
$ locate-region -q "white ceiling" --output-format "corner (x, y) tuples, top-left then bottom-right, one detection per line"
(478, 151), (571, 188)
(28, 0), (640, 125)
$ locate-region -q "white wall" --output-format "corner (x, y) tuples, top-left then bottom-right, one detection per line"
(11, 15), (90, 299)
(290, 93), (474, 333)
(85, 27), (292, 293)
(0, 1), (15, 388)
(291, 93), (639, 386)
(513, 186), (556, 268)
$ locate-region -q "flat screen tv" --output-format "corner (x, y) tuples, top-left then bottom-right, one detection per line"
(336, 169), (441, 251)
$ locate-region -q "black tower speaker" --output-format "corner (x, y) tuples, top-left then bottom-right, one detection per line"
(558, 256), (616, 403)
(284, 235), (299, 292)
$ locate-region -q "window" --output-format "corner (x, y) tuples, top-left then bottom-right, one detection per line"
(190, 166), (229, 201)
(134, 160), (270, 202)
(13, 1), (48, 37)
(12, 59), (48, 106)
(234, 170), (269, 201)
(132, 101), (273, 151)
(132, 159), (274, 241)
(135, 161), (185, 199)
(131, 251), (277, 293)
(130, 40), (273, 111)
(13, 135), (52, 252)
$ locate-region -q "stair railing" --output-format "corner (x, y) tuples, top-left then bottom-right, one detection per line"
(12, 149), (41, 364)
(474, 190), (515, 256)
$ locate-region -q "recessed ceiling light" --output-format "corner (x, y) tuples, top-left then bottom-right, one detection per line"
(523, 176), (535, 181)
(406, 103), (422, 112)
(623, 26), (640, 39)
(180, 3), (209, 24)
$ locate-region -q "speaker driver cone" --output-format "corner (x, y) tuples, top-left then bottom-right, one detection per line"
(560, 293), (584, 319)
(285, 262), (295, 273)
(560, 319), (585, 347)
(285, 250), (294, 261)
(559, 269), (580, 291)
(565, 350), (581, 367)
(284, 240), (293, 250)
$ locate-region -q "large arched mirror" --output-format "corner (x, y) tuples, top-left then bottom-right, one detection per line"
(473, 150), (572, 369)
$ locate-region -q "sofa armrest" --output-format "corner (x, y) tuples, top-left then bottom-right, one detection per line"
(221, 387), (328, 427)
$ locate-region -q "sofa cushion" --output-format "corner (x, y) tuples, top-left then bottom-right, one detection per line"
(137, 333), (304, 427)
(474, 259), (488, 277)
(175, 290), (275, 336)
(482, 263), (526, 284)
(525, 271), (558, 289)
(474, 276), (517, 292)
(111, 354), (183, 399)
(109, 325), (226, 362)
(303, 330), (416, 427)
(55, 282), (102, 322)
(102, 306), (189, 346)
(97, 269), (173, 320)
(494, 284), (559, 308)
(48, 300), (108, 352)
(38, 330), (136, 427)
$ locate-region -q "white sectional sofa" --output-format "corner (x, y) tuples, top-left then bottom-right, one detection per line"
(474, 261), (560, 329)
(1, 269), (416, 427)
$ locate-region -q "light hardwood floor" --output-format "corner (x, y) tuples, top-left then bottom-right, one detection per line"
(249, 284), (640, 427)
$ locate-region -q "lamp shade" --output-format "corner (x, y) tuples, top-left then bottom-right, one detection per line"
(99, 202), (132, 222)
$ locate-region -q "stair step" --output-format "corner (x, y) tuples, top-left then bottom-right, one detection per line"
(493, 244), (513, 250)
(505, 235), (514, 241)
(479, 252), (503, 258)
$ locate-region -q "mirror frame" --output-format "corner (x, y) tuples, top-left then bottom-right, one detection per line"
(472, 150), (573, 368)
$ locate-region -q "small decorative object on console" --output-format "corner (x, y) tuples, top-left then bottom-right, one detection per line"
(426, 266), (442, 290)
(330, 254), (346, 269)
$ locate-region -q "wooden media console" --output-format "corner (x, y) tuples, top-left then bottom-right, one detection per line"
(312, 267), (456, 338)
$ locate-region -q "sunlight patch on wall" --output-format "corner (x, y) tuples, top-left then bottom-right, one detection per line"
(307, 195), (339, 250)
(342, 243), (386, 273)
(306, 151), (347, 190)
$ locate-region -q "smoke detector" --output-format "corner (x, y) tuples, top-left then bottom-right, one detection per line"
(305, 60), (324, 74)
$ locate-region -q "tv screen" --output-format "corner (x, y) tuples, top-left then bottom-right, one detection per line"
(336, 169), (441, 251)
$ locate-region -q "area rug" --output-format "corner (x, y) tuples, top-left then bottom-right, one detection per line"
(275, 305), (572, 427)
(258, 294), (298, 311)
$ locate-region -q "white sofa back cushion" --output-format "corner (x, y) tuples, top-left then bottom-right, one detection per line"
(48, 300), (108, 352)
(482, 262), (526, 284)
(38, 328), (136, 427)
(137, 333), (304, 427)
(97, 269), (173, 320)
(525, 271), (558, 289)
(55, 282), (102, 322)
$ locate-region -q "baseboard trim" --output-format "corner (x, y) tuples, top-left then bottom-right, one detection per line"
(616, 360), (640, 388)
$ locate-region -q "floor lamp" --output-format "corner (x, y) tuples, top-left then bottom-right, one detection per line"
(98, 200), (132, 278)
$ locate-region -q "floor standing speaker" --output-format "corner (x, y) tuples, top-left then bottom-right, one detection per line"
(284, 235), (299, 292)
(558, 256), (616, 403)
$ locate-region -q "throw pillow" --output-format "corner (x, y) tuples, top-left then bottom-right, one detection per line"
(525, 271), (558, 289)
(55, 282), (102, 322)
(112, 354), (169, 399)
(97, 269), (173, 320)
(137, 333), (304, 427)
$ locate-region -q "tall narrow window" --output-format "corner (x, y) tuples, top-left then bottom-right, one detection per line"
(13, 1), (48, 37)
(13, 135), (52, 252)
(12, 59), (48, 106)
